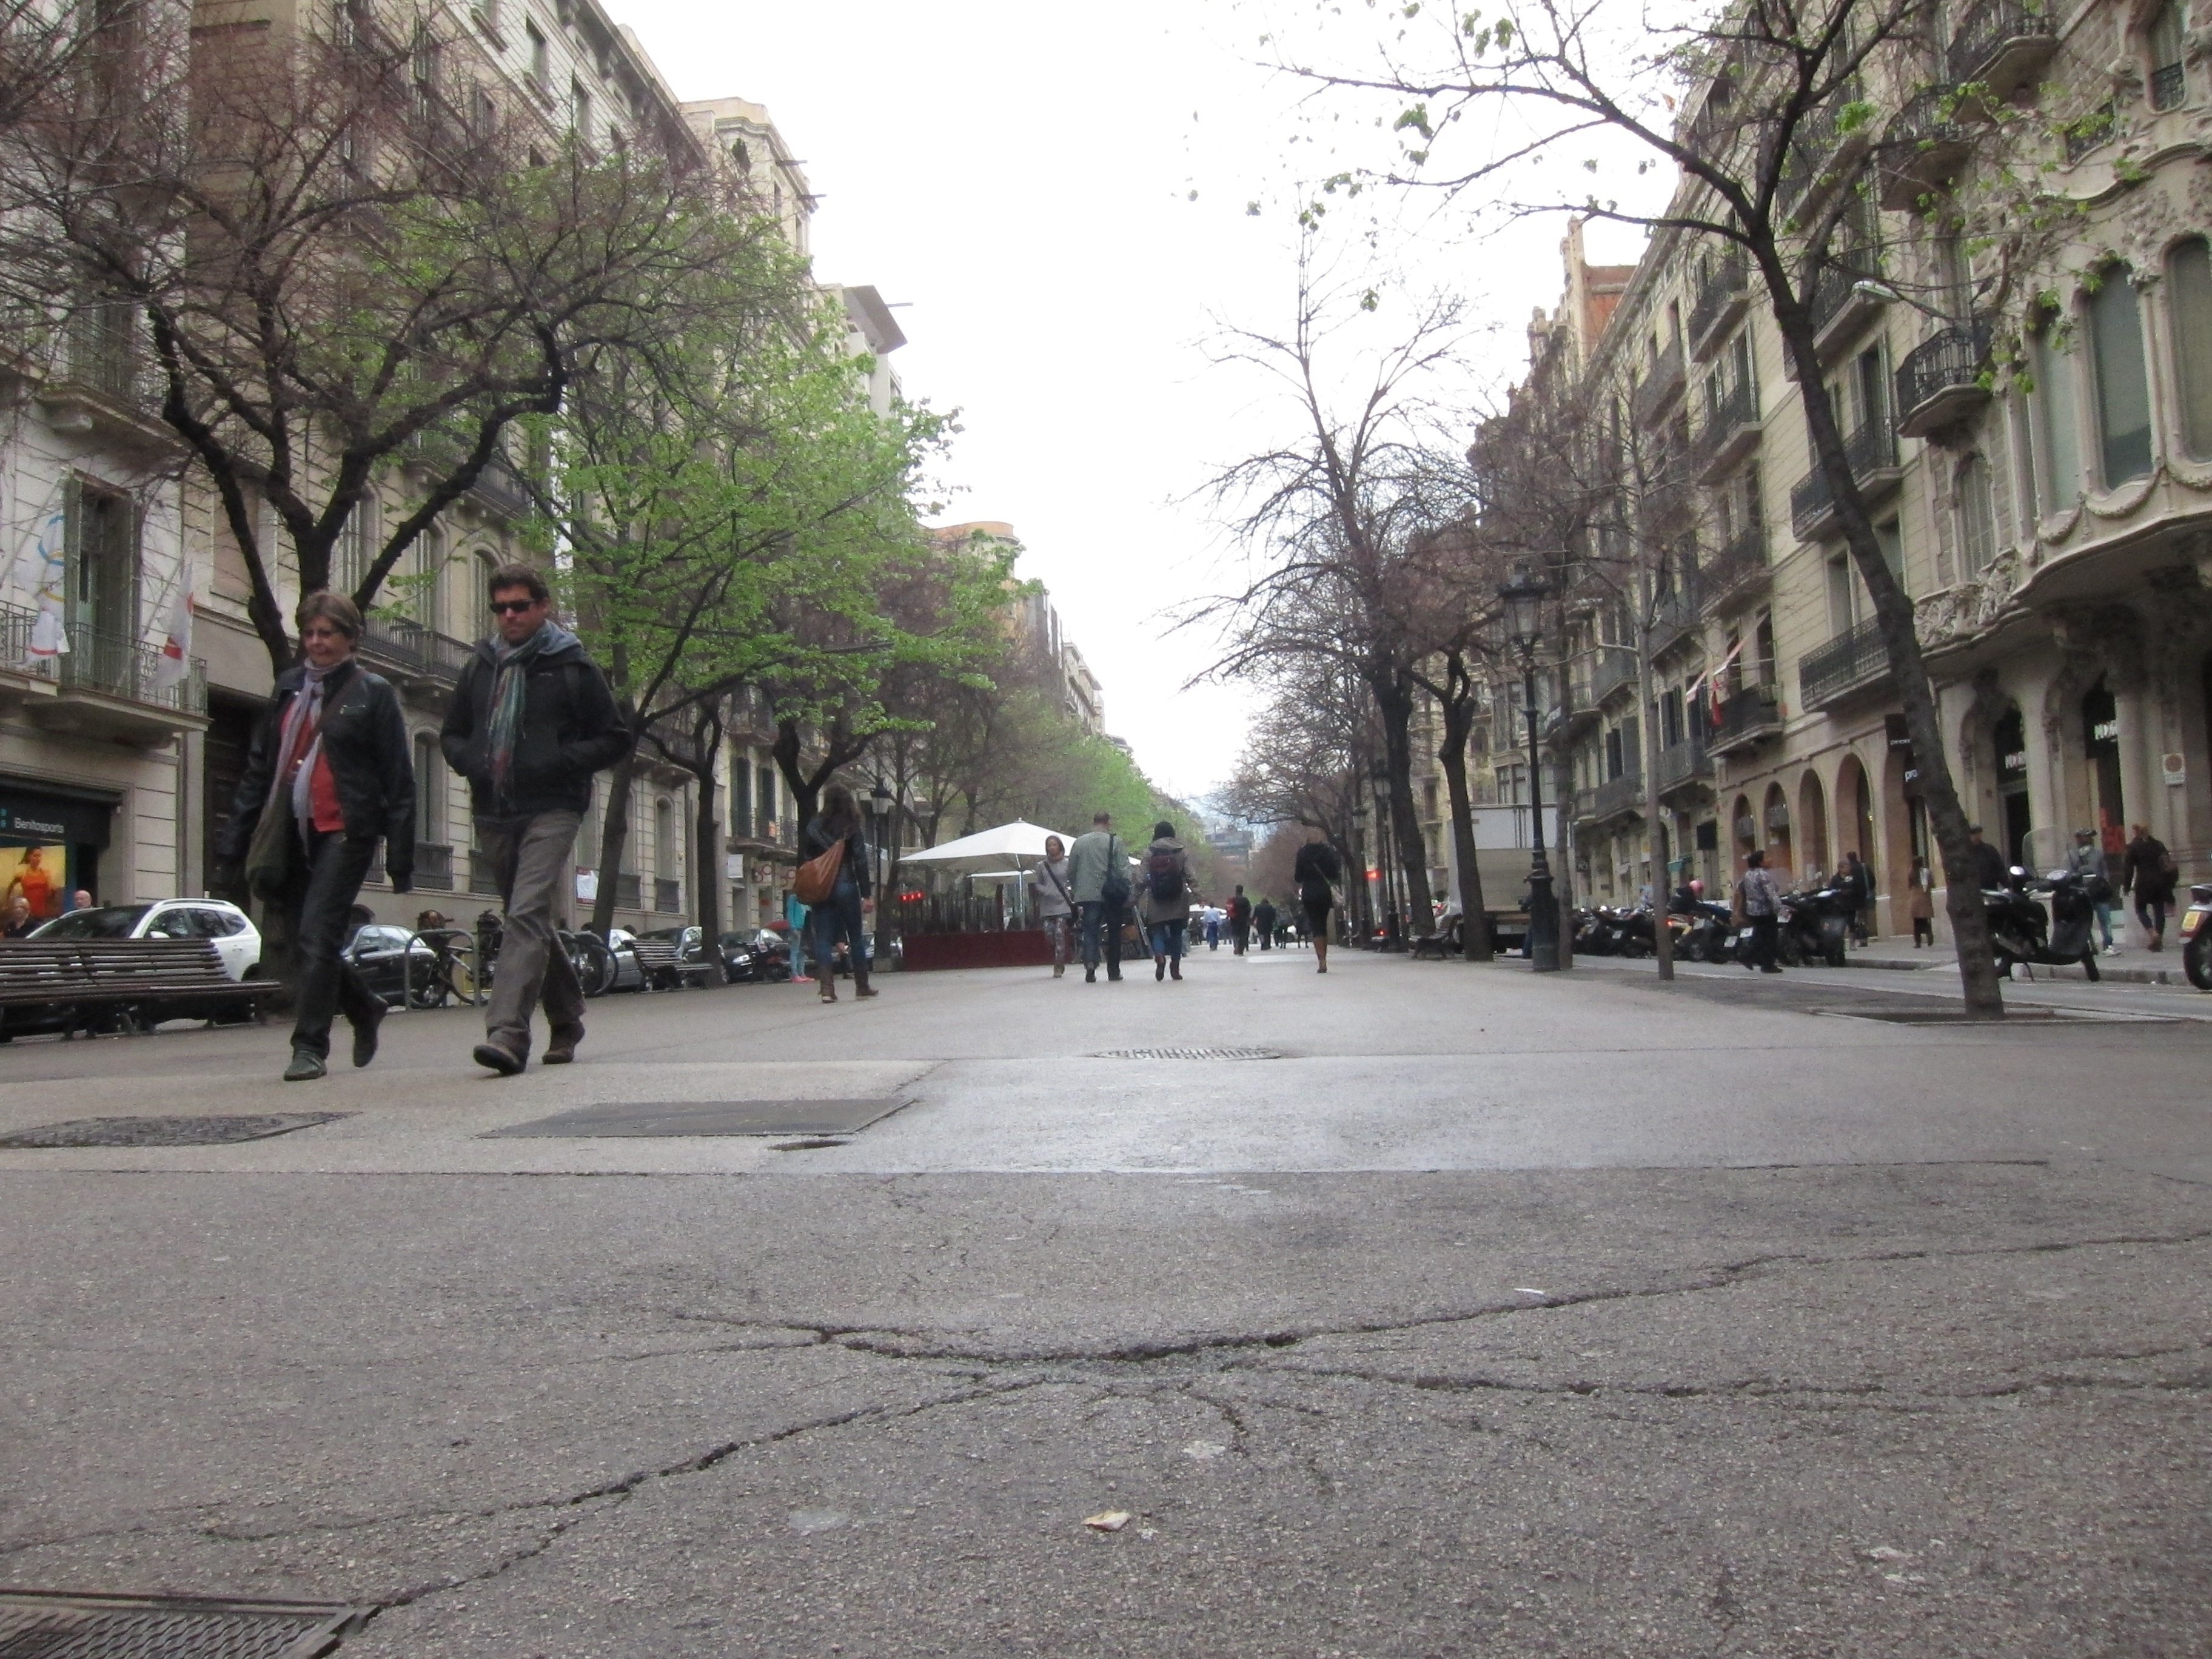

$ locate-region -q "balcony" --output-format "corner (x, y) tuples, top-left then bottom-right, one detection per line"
(464, 453), (532, 521)
(1879, 86), (1973, 209)
(1632, 339), (1686, 428)
(1592, 771), (1646, 823)
(1655, 733), (1713, 795)
(1691, 374), (1761, 483)
(1809, 256), (1888, 358)
(0, 602), (210, 744)
(1774, 86), (1871, 223)
(1651, 574), (1703, 655)
(1589, 649), (1637, 707)
(360, 617), (474, 686)
(1708, 684), (1783, 756)
(1894, 323), (1992, 437)
(1790, 419), (1902, 541)
(1688, 252), (1750, 361)
(36, 303), (179, 455)
(1798, 616), (1891, 708)
(1948, 0), (2057, 104)
(1700, 523), (1771, 611)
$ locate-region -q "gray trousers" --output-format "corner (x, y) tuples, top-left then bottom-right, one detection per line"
(477, 810), (584, 1054)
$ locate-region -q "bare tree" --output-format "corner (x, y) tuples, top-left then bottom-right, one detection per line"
(1273, 0), (2082, 1011)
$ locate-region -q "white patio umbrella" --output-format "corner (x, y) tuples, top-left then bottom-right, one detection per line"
(899, 819), (1076, 877)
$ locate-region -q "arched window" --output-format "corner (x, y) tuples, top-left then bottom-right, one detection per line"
(1957, 454), (1997, 576)
(2149, 0), (2188, 109)
(2169, 236), (2212, 458)
(413, 732), (441, 845)
(2031, 320), (2083, 511)
(2088, 266), (2154, 484)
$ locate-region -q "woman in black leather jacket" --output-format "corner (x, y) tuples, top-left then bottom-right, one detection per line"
(220, 591), (415, 1081)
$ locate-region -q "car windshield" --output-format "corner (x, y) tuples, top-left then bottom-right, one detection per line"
(30, 905), (150, 939)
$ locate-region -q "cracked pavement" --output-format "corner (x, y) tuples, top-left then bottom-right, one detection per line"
(1, 950), (2207, 1655)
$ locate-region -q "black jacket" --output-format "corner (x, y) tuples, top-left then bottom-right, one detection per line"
(1970, 840), (2011, 891)
(800, 815), (874, 899)
(440, 632), (629, 820)
(1293, 841), (1342, 900)
(220, 660), (417, 886)
(2124, 834), (2175, 901)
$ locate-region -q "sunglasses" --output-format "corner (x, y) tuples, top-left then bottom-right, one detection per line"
(490, 598), (541, 616)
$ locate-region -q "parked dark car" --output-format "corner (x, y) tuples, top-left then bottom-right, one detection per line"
(719, 928), (791, 983)
(340, 923), (444, 1008)
(636, 923), (720, 988)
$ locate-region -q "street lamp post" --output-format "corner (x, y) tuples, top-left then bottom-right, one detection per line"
(1369, 757), (1402, 949)
(868, 779), (896, 969)
(1501, 563), (1561, 972)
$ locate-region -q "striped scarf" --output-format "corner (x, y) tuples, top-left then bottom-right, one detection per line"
(486, 623), (552, 811)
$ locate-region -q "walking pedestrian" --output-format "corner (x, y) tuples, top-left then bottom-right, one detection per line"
(1204, 908), (1221, 950)
(1737, 848), (1783, 973)
(1228, 885), (1253, 955)
(220, 590), (415, 1081)
(1138, 820), (1195, 981)
(1253, 894), (1277, 951)
(1067, 811), (1128, 984)
(2123, 822), (2177, 951)
(2066, 828), (2118, 955)
(1837, 850), (1871, 946)
(1293, 825), (1340, 974)
(800, 783), (877, 1002)
(1907, 855), (1935, 948)
(440, 562), (629, 1074)
(1031, 834), (1075, 978)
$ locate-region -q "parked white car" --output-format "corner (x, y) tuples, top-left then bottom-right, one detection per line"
(30, 899), (263, 981)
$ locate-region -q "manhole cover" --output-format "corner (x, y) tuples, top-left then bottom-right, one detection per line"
(0, 1590), (370, 1658)
(1092, 1047), (1284, 1061)
(0, 1114), (351, 1149)
(484, 1098), (914, 1138)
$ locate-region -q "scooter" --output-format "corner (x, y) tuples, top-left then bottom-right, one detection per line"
(1777, 885), (1851, 968)
(1985, 865), (2102, 982)
(2178, 881), (2212, 991)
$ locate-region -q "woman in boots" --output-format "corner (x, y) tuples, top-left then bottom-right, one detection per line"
(800, 782), (876, 1002)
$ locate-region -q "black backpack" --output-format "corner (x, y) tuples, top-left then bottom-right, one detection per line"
(1148, 846), (1185, 903)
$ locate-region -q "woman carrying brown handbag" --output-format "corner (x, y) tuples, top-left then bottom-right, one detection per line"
(798, 782), (876, 1003)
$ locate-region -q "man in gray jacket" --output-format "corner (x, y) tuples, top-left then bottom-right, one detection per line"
(441, 563), (630, 1073)
(1065, 811), (1127, 984)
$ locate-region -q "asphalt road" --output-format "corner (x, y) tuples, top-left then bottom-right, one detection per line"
(1, 947), (2205, 1657)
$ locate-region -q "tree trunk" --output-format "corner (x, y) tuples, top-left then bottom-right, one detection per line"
(1635, 618), (1674, 982)
(1770, 292), (2004, 1015)
(1436, 696), (1493, 960)
(589, 746), (638, 937)
(692, 774), (720, 947)
(1373, 676), (1437, 938)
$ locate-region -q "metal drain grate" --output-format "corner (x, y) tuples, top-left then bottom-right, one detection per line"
(0, 1590), (371, 1658)
(0, 1114), (352, 1150)
(1092, 1047), (1284, 1061)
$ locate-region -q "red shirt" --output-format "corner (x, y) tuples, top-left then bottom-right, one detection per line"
(308, 748), (344, 833)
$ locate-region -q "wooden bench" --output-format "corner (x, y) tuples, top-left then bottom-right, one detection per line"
(0, 939), (272, 1036)
(626, 939), (715, 990)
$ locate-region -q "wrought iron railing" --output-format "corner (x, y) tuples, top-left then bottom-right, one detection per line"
(1701, 522), (1769, 606)
(1712, 683), (1782, 746)
(1948, 0), (2056, 85)
(1692, 373), (1758, 472)
(1809, 254), (1886, 339)
(1655, 733), (1712, 793)
(465, 454), (532, 520)
(1688, 251), (1749, 350)
(361, 616), (474, 681)
(62, 301), (144, 406)
(1799, 616), (1890, 706)
(1894, 323), (1991, 427)
(1593, 771), (1646, 820)
(1589, 649), (1637, 706)
(1790, 419), (1900, 539)
(2064, 99), (2116, 163)
(1632, 339), (1686, 427)
(2151, 62), (2186, 110)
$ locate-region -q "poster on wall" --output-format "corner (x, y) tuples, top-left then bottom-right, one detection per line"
(0, 842), (70, 922)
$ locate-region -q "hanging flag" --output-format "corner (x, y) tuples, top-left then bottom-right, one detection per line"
(24, 511), (69, 660)
(1691, 636), (1745, 729)
(154, 572), (195, 689)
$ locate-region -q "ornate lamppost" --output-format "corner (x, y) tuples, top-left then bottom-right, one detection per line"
(868, 778), (896, 969)
(1501, 563), (1561, 972)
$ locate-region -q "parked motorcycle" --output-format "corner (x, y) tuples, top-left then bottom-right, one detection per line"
(2181, 882), (2212, 991)
(1985, 865), (2103, 981)
(1777, 885), (1851, 968)
(1572, 907), (1617, 957)
(1672, 899), (1737, 963)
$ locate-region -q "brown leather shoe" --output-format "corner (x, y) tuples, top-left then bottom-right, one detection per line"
(543, 1023), (583, 1065)
(472, 1040), (526, 1076)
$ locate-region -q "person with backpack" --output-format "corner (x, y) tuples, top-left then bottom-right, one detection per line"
(1292, 825), (1341, 974)
(439, 563), (629, 1074)
(1066, 811), (1128, 984)
(2123, 822), (2178, 951)
(1139, 820), (1198, 980)
(1252, 894), (1278, 951)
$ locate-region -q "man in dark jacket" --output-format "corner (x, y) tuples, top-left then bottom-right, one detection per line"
(1252, 895), (1277, 950)
(1966, 825), (2011, 892)
(1228, 886), (1253, 955)
(441, 563), (629, 1073)
(2123, 823), (2177, 951)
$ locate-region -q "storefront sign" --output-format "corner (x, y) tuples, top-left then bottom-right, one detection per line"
(724, 852), (746, 883)
(0, 788), (114, 847)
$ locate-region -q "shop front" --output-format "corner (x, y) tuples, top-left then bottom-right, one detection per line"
(0, 782), (116, 920)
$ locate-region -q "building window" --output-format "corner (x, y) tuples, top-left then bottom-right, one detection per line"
(729, 759), (752, 839)
(525, 20), (549, 93)
(2149, 0), (2187, 110)
(473, 551), (498, 637)
(2087, 266), (2154, 485)
(333, 498), (374, 600)
(2031, 321), (2083, 512)
(414, 732), (441, 843)
(1957, 454), (1997, 576)
(571, 77), (592, 144)
(2169, 236), (2212, 460)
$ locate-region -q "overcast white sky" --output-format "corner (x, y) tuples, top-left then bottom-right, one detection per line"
(614, 1), (1649, 804)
